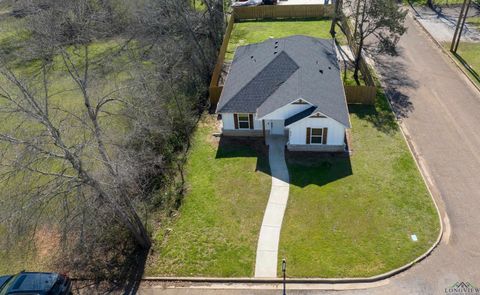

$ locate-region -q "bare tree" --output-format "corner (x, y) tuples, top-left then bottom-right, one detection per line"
(0, 0), (224, 279)
(0, 37), (151, 252)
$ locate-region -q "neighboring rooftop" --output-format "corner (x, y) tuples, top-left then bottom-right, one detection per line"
(216, 35), (350, 127)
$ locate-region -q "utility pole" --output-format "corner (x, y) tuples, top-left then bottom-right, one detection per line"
(451, 0), (472, 53)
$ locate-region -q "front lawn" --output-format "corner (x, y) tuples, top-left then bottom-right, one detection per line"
(278, 92), (440, 277)
(146, 116), (271, 277)
(226, 18), (346, 60)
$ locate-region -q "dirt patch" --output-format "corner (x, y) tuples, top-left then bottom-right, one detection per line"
(35, 227), (61, 261)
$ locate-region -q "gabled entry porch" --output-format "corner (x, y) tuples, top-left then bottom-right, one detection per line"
(265, 119), (286, 136)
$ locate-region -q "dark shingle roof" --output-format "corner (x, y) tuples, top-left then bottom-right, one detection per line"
(220, 51), (299, 112)
(216, 35), (350, 128)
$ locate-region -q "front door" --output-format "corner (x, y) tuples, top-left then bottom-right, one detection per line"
(269, 120), (284, 135)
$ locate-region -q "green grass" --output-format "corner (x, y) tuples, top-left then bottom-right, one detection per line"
(278, 92), (440, 277)
(226, 18), (346, 61)
(146, 116), (272, 277)
(442, 42), (480, 88)
(467, 16), (480, 31)
(146, 93), (439, 278)
(342, 69), (366, 86)
(455, 42), (480, 76)
(191, 0), (206, 11)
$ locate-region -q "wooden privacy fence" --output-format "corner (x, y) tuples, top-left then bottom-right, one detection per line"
(233, 4), (334, 20)
(344, 86), (376, 104)
(211, 85), (376, 106)
(209, 5), (377, 106)
(209, 15), (235, 105)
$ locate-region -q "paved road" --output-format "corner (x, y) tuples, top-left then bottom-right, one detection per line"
(139, 14), (480, 295)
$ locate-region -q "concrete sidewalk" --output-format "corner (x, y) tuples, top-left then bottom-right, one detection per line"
(254, 135), (290, 278)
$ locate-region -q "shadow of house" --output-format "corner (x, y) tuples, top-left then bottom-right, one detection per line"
(215, 136), (270, 176)
(286, 150), (353, 188)
(215, 135), (352, 188)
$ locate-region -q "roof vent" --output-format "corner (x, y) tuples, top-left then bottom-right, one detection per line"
(319, 69), (323, 74)
(251, 56), (254, 59)
(275, 45), (278, 49)
(275, 41), (279, 44)
(274, 51), (278, 55)
(328, 66), (331, 70)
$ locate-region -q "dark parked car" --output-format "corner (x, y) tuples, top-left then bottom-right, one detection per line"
(0, 272), (72, 295)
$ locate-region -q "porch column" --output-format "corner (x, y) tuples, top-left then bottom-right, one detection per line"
(262, 120), (266, 145)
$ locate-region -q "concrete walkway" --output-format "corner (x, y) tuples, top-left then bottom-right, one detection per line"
(254, 135), (290, 278)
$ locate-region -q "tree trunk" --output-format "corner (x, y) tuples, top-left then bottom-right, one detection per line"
(330, 0), (342, 37)
(353, 37), (364, 85)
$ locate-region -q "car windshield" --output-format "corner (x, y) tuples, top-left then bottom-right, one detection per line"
(0, 273), (58, 295)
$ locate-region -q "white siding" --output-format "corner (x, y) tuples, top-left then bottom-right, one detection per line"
(261, 102), (311, 120)
(221, 113), (264, 131)
(288, 117), (345, 146)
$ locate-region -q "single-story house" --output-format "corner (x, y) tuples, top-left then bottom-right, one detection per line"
(216, 35), (350, 152)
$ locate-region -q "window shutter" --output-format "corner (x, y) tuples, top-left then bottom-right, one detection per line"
(234, 114), (238, 129)
(322, 128), (328, 144)
(249, 114), (254, 130)
(306, 127), (311, 144)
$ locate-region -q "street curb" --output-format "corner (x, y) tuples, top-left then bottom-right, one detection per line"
(407, 7), (480, 93)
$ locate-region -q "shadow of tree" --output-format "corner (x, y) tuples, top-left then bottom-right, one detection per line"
(71, 248), (148, 295)
(373, 48), (418, 119)
(349, 91), (399, 135)
(453, 51), (480, 82)
(68, 236), (149, 294)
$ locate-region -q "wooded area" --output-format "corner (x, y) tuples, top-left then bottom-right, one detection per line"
(0, 0), (224, 284)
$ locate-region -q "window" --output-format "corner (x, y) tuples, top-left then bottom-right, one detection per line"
(310, 128), (323, 144)
(237, 114), (250, 129)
